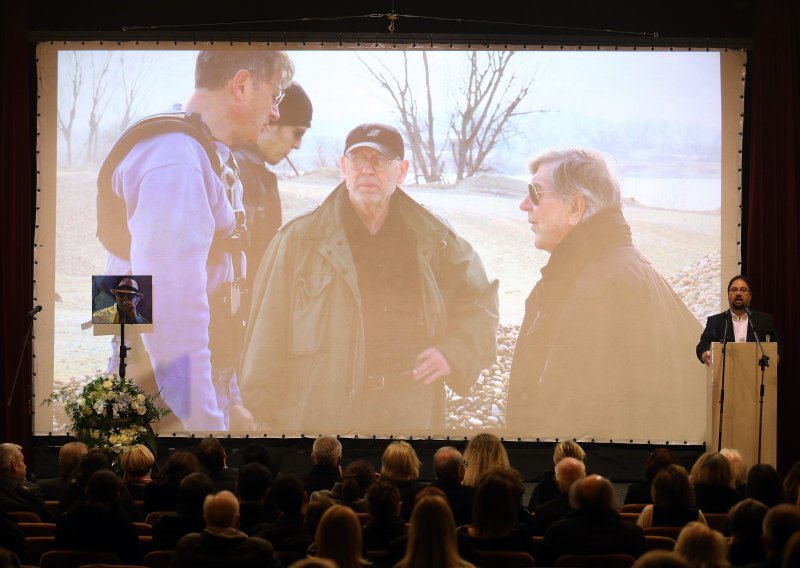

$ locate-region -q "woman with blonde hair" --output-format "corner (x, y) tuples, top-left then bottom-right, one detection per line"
(462, 433), (510, 487)
(689, 452), (738, 514)
(380, 441), (425, 520)
(396, 494), (476, 568)
(313, 504), (369, 568)
(528, 439), (585, 509)
(120, 444), (155, 500)
(674, 522), (729, 568)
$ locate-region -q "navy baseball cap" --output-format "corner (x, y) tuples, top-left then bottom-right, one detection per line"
(344, 123), (404, 160)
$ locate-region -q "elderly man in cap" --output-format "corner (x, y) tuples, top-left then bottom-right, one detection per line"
(92, 277), (149, 324)
(240, 123), (499, 435)
(234, 82), (313, 282)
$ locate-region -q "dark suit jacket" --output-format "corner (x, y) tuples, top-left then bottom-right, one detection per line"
(533, 493), (573, 535)
(431, 478), (475, 527)
(696, 309), (783, 361)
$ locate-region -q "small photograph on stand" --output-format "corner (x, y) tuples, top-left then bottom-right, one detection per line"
(91, 275), (153, 329)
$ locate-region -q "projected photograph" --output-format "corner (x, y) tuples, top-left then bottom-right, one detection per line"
(37, 45), (730, 440)
(91, 275), (152, 326)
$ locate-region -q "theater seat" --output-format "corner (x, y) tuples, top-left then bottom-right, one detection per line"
(554, 553), (636, 567)
(39, 549), (121, 568)
(477, 549), (537, 567)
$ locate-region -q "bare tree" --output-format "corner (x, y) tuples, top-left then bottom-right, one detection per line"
(117, 53), (154, 133)
(449, 52), (532, 183)
(57, 53), (83, 166)
(85, 52), (114, 163)
(357, 52), (446, 183)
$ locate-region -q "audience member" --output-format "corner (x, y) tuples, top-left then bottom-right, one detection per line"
(726, 498), (768, 566)
(36, 441), (88, 500)
(783, 461), (800, 506)
(197, 437), (238, 493)
(0, 511), (26, 563)
(540, 474), (647, 565)
(720, 448), (748, 500)
(254, 475), (313, 554)
(241, 442), (274, 474)
(461, 467), (536, 556)
(396, 494), (477, 568)
(120, 443), (155, 500)
(534, 456), (586, 535)
(152, 472), (214, 550)
(528, 439), (585, 510)
(313, 459), (375, 513)
(380, 441), (426, 521)
(0, 547), (22, 568)
(362, 480), (407, 551)
(0, 443), (50, 521)
(689, 452), (738, 514)
(746, 464), (786, 508)
(303, 436), (342, 496)
(462, 433), (511, 488)
(55, 469), (141, 564)
(304, 494), (336, 549)
(289, 559), (337, 568)
(431, 446), (475, 527)
(237, 462), (279, 535)
(313, 504), (369, 568)
(144, 450), (201, 514)
(674, 522), (729, 568)
(625, 448), (679, 505)
(783, 531), (800, 568)
(58, 447), (118, 513)
(759, 504), (800, 568)
(637, 464), (707, 529)
(172, 490), (280, 568)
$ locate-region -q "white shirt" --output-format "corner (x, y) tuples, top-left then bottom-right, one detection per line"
(732, 312), (749, 342)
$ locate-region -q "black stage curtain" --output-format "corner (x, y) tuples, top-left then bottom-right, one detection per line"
(1, 2), (798, 474)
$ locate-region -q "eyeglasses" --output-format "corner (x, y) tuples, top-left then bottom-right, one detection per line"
(346, 153), (398, 172)
(266, 81), (285, 107)
(527, 182), (554, 205)
(729, 287), (750, 294)
(115, 292), (138, 300)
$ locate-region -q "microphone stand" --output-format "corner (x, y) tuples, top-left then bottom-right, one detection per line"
(745, 307), (769, 464)
(6, 311), (38, 409)
(717, 311), (731, 452)
(119, 322), (130, 379)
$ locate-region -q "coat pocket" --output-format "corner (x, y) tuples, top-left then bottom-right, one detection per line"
(290, 273), (334, 354)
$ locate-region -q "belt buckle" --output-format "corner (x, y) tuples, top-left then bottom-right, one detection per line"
(365, 375), (385, 390)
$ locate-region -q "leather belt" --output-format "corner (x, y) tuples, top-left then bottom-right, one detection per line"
(364, 370), (413, 391)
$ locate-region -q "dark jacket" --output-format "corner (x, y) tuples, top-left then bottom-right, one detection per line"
(55, 501), (141, 564)
(302, 463), (341, 496)
(172, 529), (280, 568)
(533, 493), (574, 535)
(696, 309), (784, 361)
(431, 478), (475, 527)
(0, 475), (51, 521)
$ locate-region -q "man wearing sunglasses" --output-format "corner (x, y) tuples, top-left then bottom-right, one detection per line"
(240, 122), (499, 435)
(92, 277), (149, 325)
(507, 148), (702, 439)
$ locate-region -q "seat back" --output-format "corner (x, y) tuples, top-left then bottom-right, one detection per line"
(24, 536), (58, 566)
(7, 511), (42, 523)
(644, 535), (676, 551)
(39, 549), (121, 568)
(143, 512), (167, 527)
(17, 522), (57, 537)
(555, 553), (636, 568)
(142, 550), (172, 568)
(477, 549), (537, 567)
(132, 523), (152, 536)
(643, 526), (683, 540)
(703, 513), (728, 532)
(619, 504), (647, 514)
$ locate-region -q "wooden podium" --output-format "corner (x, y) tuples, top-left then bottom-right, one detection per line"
(707, 342), (778, 467)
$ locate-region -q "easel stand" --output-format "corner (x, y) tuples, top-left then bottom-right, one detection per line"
(118, 322), (129, 378)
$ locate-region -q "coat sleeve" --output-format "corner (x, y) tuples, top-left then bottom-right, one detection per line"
(696, 314), (721, 361)
(432, 231), (500, 395)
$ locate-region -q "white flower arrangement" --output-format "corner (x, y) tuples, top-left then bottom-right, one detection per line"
(44, 372), (170, 456)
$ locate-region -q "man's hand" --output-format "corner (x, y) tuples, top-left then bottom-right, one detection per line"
(230, 403), (257, 431)
(702, 350), (711, 366)
(413, 347), (452, 385)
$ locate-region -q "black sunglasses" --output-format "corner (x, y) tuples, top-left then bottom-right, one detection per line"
(527, 183), (553, 205)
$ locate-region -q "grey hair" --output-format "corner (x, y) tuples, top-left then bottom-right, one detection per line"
(312, 435), (343, 466)
(0, 443), (24, 474)
(528, 148), (621, 220)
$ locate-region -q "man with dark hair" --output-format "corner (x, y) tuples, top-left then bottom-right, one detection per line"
(172, 490), (281, 568)
(98, 50), (294, 432)
(430, 446), (474, 526)
(241, 443), (273, 473)
(152, 471), (215, 550)
(36, 441), (88, 500)
(253, 476), (312, 554)
(0, 443), (50, 521)
(696, 274), (784, 365)
(302, 435), (342, 495)
(540, 474), (646, 564)
(362, 480), (406, 551)
(197, 437), (238, 492)
(234, 82), (313, 281)
(241, 122), (499, 434)
(236, 462), (279, 535)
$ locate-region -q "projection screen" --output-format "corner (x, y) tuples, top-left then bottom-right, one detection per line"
(33, 42), (746, 443)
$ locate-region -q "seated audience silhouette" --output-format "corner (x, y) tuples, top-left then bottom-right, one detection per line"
(36, 441), (87, 500)
(624, 447), (678, 506)
(636, 464), (707, 529)
(528, 439), (585, 510)
(312, 504), (369, 568)
(534, 456), (585, 535)
(379, 441), (426, 521)
(151, 471), (214, 550)
(674, 522), (728, 568)
(689, 452), (738, 514)
(431, 446), (475, 527)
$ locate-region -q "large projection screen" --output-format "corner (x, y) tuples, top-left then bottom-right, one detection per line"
(34, 42), (745, 443)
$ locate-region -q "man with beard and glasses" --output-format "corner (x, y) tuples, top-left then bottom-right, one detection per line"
(696, 274), (783, 365)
